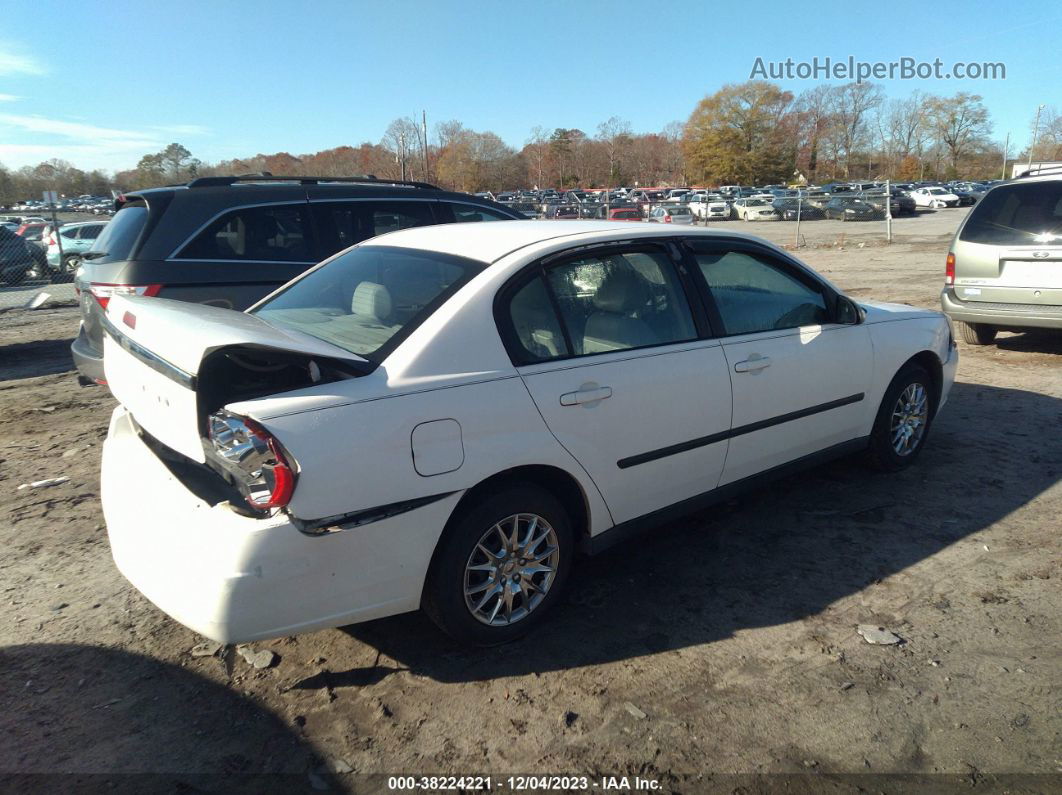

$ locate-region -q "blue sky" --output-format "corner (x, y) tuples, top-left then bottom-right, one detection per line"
(0, 0), (1058, 172)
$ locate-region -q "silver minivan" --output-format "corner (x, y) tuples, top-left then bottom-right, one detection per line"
(941, 170), (1062, 344)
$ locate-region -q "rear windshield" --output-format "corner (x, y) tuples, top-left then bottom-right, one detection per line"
(669, 207), (691, 215)
(960, 182), (1062, 245)
(251, 245), (484, 361)
(87, 205), (147, 264)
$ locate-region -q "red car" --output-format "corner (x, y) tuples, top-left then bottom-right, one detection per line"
(16, 222), (51, 245)
(608, 208), (643, 222)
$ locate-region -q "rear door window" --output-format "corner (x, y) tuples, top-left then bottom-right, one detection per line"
(311, 201), (437, 259)
(177, 204), (313, 262)
(960, 182), (1062, 245)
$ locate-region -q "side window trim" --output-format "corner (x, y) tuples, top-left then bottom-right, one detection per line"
(681, 239), (839, 337)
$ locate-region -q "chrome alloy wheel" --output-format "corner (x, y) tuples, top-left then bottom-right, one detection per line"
(891, 382), (929, 456)
(463, 513), (560, 626)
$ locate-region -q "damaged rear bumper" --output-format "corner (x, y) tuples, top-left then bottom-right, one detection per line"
(102, 406), (461, 643)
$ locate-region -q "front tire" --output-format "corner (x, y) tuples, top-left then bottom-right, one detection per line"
(958, 322), (996, 346)
(865, 364), (935, 472)
(423, 484), (574, 646)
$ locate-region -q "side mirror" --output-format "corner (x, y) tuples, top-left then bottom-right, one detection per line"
(836, 296), (863, 325)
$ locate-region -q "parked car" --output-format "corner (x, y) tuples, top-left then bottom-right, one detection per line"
(688, 195), (730, 220)
(648, 205), (694, 225)
(771, 198), (824, 221)
(72, 175), (524, 387)
(546, 205), (580, 219)
(941, 170), (1062, 344)
(604, 207), (644, 222)
(823, 197), (879, 221)
(97, 220), (956, 645)
(732, 199), (778, 221)
(857, 190), (917, 217)
(15, 221), (51, 247)
(0, 224), (48, 284)
(46, 220), (108, 282)
(910, 187), (960, 208)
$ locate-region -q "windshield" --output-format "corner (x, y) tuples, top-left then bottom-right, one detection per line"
(87, 205), (145, 263)
(252, 245), (484, 361)
(960, 182), (1062, 245)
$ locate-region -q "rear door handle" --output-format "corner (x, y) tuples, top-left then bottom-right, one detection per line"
(560, 386), (613, 406)
(734, 355), (771, 373)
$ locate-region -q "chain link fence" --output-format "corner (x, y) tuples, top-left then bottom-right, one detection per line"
(0, 212), (88, 310)
(529, 196), (965, 253)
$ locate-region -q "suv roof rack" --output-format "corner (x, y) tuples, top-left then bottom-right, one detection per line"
(1016, 164), (1062, 179)
(185, 173), (439, 190)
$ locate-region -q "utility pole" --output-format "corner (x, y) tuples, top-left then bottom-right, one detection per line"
(1001, 132), (1010, 180)
(1027, 104), (1046, 170)
(399, 132), (407, 181)
(885, 178), (892, 243)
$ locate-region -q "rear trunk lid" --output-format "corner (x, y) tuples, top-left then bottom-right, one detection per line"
(102, 295), (368, 462)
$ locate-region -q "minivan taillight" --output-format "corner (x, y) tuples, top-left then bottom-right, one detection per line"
(89, 283), (163, 310)
(945, 252), (955, 286)
(207, 411), (296, 510)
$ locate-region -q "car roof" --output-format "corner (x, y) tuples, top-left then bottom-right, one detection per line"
(367, 220), (786, 264)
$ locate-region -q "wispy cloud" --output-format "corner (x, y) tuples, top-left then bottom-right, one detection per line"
(0, 46), (44, 76)
(0, 93), (19, 102)
(0, 112), (213, 171)
(0, 113), (158, 145)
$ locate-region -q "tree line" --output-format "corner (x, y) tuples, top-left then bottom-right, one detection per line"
(2, 82), (1060, 206)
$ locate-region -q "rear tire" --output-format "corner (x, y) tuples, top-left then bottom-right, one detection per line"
(423, 484), (574, 646)
(52, 254), (80, 284)
(958, 322), (996, 346)
(865, 364), (935, 472)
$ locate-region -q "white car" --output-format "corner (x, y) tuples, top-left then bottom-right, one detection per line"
(911, 187), (960, 208)
(688, 195), (730, 220)
(732, 199), (779, 221)
(100, 221), (957, 646)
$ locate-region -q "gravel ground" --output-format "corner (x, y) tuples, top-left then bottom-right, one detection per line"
(0, 211), (1059, 793)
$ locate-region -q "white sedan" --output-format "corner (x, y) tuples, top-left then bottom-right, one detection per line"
(910, 187), (960, 208)
(100, 221), (957, 646)
(732, 198), (779, 220)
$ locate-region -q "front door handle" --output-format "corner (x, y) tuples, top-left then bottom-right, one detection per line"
(734, 355), (771, 373)
(560, 386), (613, 406)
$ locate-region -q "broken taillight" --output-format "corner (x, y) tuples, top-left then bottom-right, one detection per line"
(206, 411), (296, 511)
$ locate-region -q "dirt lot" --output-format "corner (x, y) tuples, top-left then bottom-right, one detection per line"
(1, 211), (1060, 793)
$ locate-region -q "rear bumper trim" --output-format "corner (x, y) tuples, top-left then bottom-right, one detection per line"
(941, 289), (1062, 329)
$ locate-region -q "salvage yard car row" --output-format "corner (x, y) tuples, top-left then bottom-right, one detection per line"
(509, 179), (992, 223)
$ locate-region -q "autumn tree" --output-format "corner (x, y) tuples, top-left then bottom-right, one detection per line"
(683, 81), (796, 184)
(826, 82), (883, 178)
(927, 93), (992, 177)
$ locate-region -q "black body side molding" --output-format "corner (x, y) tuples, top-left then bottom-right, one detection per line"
(587, 436), (870, 555)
